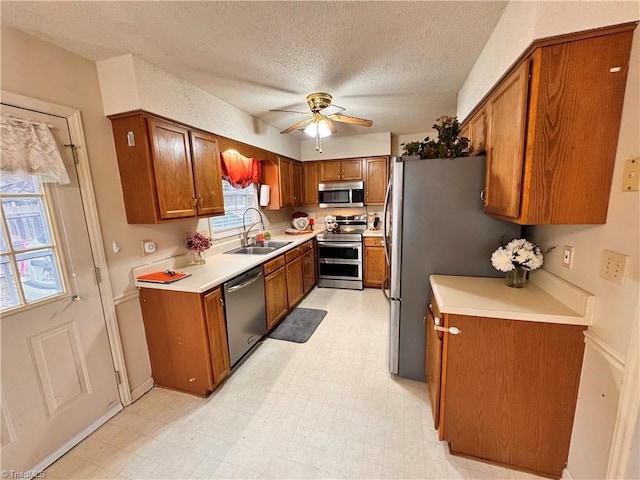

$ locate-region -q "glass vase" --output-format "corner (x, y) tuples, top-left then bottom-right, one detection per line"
(505, 266), (527, 288)
(193, 250), (206, 265)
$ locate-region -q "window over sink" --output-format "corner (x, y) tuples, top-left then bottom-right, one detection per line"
(210, 181), (260, 239)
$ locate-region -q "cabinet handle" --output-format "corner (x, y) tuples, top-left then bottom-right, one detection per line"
(434, 325), (461, 335)
(219, 297), (224, 307)
(199, 196), (204, 205)
(192, 195), (198, 207)
(480, 187), (487, 202)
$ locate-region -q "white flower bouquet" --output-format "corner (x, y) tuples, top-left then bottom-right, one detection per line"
(491, 238), (544, 272)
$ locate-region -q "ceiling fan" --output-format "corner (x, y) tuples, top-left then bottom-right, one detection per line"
(271, 93), (373, 153)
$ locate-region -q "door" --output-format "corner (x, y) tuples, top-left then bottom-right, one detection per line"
(292, 161), (302, 206)
(0, 104), (122, 472)
(278, 158), (293, 207)
(204, 288), (230, 387)
(190, 130), (224, 217)
(265, 267), (288, 330)
(285, 257), (304, 307)
(425, 304), (443, 430)
(148, 117), (197, 219)
(364, 157), (388, 204)
(319, 160), (341, 181)
(340, 159), (363, 180)
(302, 161), (318, 205)
(301, 248), (316, 294)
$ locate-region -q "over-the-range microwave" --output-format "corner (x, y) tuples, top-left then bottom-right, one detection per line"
(318, 181), (365, 208)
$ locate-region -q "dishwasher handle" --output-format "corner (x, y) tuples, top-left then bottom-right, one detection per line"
(227, 271), (263, 293)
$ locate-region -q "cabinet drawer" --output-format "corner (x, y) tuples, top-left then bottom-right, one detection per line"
(364, 237), (384, 247)
(300, 240), (314, 253)
(285, 246), (303, 263)
(263, 255), (285, 276)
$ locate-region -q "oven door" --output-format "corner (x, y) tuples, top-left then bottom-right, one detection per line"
(317, 242), (362, 280)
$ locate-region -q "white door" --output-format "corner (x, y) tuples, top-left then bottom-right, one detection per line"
(0, 104), (122, 473)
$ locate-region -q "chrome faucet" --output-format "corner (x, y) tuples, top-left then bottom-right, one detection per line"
(241, 207), (265, 247)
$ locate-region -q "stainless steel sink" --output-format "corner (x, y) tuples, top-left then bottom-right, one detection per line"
(224, 241), (292, 255)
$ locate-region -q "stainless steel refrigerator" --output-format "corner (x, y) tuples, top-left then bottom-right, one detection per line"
(383, 156), (521, 380)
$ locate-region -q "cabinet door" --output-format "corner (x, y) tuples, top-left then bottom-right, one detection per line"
(147, 118), (197, 219)
(279, 158), (294, 207)
(265, 267), (289, 331)
(485, 61), (530, 218)
(190, 130), (225, 217)
(302, 161), (318, 205)
(319, 160), (342, 181)
(468, 107), (488, 155)
(363, 245), (386, 287)
(340, 159), (363, 180)
(364, 157), (388, 205)
(204, 288), (230, 387)
(286, 256), (304, 307)
(301, 248), (316, 294)
(292, 161), (303, 207)
(425, 304), (443, 431)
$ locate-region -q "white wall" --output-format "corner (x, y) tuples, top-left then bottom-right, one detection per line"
(97, 54), (301, 160)
(301, 131), (390, 160)
(457, 2), (640, 477)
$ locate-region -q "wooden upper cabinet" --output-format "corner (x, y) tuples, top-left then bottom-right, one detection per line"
(292, 161), (303, 207)
(148, 118), (198, 220)
(318, 159), (363, 181)
(484, 61), (530, 219)
(302, 161), (319, 205)
(467, 107), (488, 155)
(109, 112), (225, 224)
(364, 157), (389, 205)
(190, 131), (225, 217)
(482, 26), (635, 224)
(278, 157), (294, 207)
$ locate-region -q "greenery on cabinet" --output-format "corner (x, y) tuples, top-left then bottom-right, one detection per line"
(402, 115), (470, 159)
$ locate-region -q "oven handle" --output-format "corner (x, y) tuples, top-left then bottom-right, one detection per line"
(317, 242), (362, 249)
(319, 258), (361, 265)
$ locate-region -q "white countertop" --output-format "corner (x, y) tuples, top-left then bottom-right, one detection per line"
(134, 231), (317, 294)
(362, 229), (383, 237)
(430, 271), (595, 326)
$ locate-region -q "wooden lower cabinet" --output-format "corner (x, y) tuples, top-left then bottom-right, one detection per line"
(363, 236), (387, 287)
(264, 257), (289, 331)
(286, 255), (304, 307)
(426, 296), (586, 478)
(301, 241), (316, 294)
(139, 287), (230, 397)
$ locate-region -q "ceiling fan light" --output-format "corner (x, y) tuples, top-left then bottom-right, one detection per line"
(304, 120), (332, 138)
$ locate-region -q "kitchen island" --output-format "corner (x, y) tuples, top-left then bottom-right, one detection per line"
(427, 272), (594, 478)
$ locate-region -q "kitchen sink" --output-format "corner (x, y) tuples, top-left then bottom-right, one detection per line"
(224, 241), (292, 255)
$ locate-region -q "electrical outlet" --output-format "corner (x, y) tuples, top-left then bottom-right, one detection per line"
(562, 245), (574, 269)
(142, 240), (156, 256)
(600, 249), (629, 285)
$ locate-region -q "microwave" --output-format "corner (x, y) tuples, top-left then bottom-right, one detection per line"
(318, 181), (365, 208)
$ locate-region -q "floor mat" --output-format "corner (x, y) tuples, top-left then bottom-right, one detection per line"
(267, 307), (327, 343)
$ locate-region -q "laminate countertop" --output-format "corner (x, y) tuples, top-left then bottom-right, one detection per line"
(430, 271), (595, 326)
(133, 231), (317, 294)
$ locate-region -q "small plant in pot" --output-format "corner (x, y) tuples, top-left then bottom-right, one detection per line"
(401, 115), (470, 159)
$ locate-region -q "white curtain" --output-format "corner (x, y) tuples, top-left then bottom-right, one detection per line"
(0, 115), (70, 184)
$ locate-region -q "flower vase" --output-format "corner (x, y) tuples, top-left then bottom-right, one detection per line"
(193, 250), (206, 265)
(505, 267), (527, 288)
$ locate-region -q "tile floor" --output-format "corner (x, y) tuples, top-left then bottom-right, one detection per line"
(45, 287), (546, 479)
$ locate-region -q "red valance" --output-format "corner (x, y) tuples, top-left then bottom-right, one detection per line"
(220, 150), (261, 189)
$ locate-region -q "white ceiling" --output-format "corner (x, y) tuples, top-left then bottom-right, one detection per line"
(1, 1), (507, 138)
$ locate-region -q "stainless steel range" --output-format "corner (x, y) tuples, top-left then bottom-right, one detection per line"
(317, 215), (366, 290)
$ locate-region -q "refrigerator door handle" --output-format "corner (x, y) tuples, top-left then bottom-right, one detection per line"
(381, 276), (390, 304)
(382, 176), (392, 267)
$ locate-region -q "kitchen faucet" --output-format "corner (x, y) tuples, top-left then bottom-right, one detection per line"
(241, 207), (265, 246)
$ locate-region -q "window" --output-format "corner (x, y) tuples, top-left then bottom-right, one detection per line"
(210, 181), (260, 238)
(0, 174), (65, 312)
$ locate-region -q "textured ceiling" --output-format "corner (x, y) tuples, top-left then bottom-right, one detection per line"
(1, 1), (507, 138)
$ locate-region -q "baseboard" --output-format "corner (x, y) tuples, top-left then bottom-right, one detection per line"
(29, 403), (122, 477)
(562, 467), (575, 479)
(130, 377), (154, 402)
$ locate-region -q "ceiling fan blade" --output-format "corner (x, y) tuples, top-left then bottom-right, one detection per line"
(320, 105), (345, 116)
(324, 118), (338, 135)
(280, 118), (313, 134)
(327, 114), (373, 127)
(270, 109), (310, 115)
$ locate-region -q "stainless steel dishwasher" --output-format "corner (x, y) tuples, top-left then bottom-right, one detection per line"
(223, 266), (267, 368)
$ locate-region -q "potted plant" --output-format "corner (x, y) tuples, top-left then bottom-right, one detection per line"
(401, 115), (470, 159)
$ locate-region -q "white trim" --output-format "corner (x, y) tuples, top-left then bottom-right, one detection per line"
(113, 289), (139, 306)
(607, 312), (640, 478)
(130, 377), (154, 403)
(28, 403), (122, 478)
(562, 466), (575, 480)
(1, 90), (132, 406)
(583, 330), (625, 372)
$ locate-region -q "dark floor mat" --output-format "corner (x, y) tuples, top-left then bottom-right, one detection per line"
(268, 308), (327, 343)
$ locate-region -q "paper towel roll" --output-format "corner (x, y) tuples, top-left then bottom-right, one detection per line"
(259, 185), (270, 206)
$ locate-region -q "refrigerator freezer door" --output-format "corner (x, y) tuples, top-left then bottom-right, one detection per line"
(389, 298), (401, 374)
(388, 158), (404, 375)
